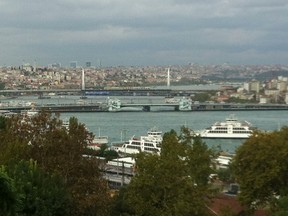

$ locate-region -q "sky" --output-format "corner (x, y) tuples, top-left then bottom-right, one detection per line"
(0, 0), (288, 67)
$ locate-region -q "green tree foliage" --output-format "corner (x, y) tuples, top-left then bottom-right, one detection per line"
(110, 186), (135, 216)
(231, 127), (288, 210)
(113, 128), (215, 216)
(0, 111), (111, 215)
(192, 92), (214, 102)
(0, 169), (18, 216)
(97, 144), (119, 161)
(271, 196), (288, 216)
(0, 116), (6, 130)
(5, 160), (71, 216)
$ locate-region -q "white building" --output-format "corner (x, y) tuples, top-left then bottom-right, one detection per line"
(285, 93), (288, 104)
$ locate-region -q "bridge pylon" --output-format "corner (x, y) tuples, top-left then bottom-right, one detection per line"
(179, 97), (192, 111)
(107, 97), (121, 112)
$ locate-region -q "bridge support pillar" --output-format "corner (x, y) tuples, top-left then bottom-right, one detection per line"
(143, 106), (151, 112)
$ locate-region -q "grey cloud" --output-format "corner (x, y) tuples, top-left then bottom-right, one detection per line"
(0, 0), (288, 66)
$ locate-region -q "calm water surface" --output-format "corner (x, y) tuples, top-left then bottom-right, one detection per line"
(6, 95), (287, 153)
(61, 110), (288, 153)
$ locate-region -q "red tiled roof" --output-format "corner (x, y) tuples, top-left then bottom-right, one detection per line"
(209, 194), (268, 216)
(209, 194), (243, 215)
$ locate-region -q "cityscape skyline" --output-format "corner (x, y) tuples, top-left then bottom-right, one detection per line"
(1, 1), (288, 67)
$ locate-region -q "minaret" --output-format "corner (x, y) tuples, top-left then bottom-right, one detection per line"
(167, 68), (170, 87)
(81, 68), (85, 90)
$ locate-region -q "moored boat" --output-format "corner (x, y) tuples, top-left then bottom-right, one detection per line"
(21, 107), (39, 117)
(111, 127), (162, 155)
(194, 114), (256, 139)
(87, 128), (109, 150)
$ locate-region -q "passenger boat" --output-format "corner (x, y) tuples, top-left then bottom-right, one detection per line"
(111, 127), (162, 155)
(194, 114), (256, 139)
(87, 136), (109, 150)
(21, 107), (39, 117)
(88, 128), (109, 150)
(164, 97), (179, 103)
(0, 110), (17, 117)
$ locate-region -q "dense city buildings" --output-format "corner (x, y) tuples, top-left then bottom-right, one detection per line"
(1, 63), (288, 103)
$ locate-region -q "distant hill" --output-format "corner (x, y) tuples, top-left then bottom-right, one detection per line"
(254, 70), (288, 81)
(202, 70), (288, 82)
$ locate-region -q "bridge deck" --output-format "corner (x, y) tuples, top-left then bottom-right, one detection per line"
(1, 102), (288, 113)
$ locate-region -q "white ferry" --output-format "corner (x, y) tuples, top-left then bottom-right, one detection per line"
(21, 108), (39, 117)
(112, 127), (162, 155)
(194, 114), (256, 139)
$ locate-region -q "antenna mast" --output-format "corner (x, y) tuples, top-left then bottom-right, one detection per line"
(81, 68), (85, 90)
(167, 68), (170, 87)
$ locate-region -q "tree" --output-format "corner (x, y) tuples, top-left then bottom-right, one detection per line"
(0, 111), (112, 215)
(0, 116), (6, 130)
(97, 144), (119, 161)
(113, 128), (215, 216)
(271, 196), (288, 216)
(192, 92), (214, 102)
(231, 127), (288, 211)
(0, 169), (18, 216)
(5, 160), (72, 216)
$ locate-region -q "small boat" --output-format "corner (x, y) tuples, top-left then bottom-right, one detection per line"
(194, 114), (256, 139)
(88, 128), (109, 150)
(165, 97), (179, 103)
(111, 127), (162, 155)
(0, 110), (17, 117)
(21, 108), (39, 117)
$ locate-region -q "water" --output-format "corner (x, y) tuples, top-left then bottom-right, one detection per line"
(4, 95), (288, 153)
(61, 110), (288, 153)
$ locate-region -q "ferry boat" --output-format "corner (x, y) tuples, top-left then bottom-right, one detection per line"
(194, 114), (256, 139)
(112, 127), (162, 155)
(21, 107), (39, 117)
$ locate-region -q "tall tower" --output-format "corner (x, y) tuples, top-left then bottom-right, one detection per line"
(33, 59), (37, 72)
(81, 68), (85, 90)
(167, 68), (170, 87)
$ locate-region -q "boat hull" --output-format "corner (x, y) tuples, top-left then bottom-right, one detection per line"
(194, 114), (255, 139)
(199, 136), (250, 139)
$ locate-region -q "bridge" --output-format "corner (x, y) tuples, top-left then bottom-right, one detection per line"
(1, 97), (288, 113)
(0, 88), (211, 97)
(106, 98), (288, 112)
(107, 97), (192, 111)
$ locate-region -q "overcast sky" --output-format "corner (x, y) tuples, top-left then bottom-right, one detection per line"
(1, 0), (288, 67)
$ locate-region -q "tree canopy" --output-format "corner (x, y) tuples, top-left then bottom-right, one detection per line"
(112, 127), (216, 216)
(0, 169), (18, 216)
(3, 160), (71, 216)
(0, 111), (111, 215)
(232, 127), (288, 211)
